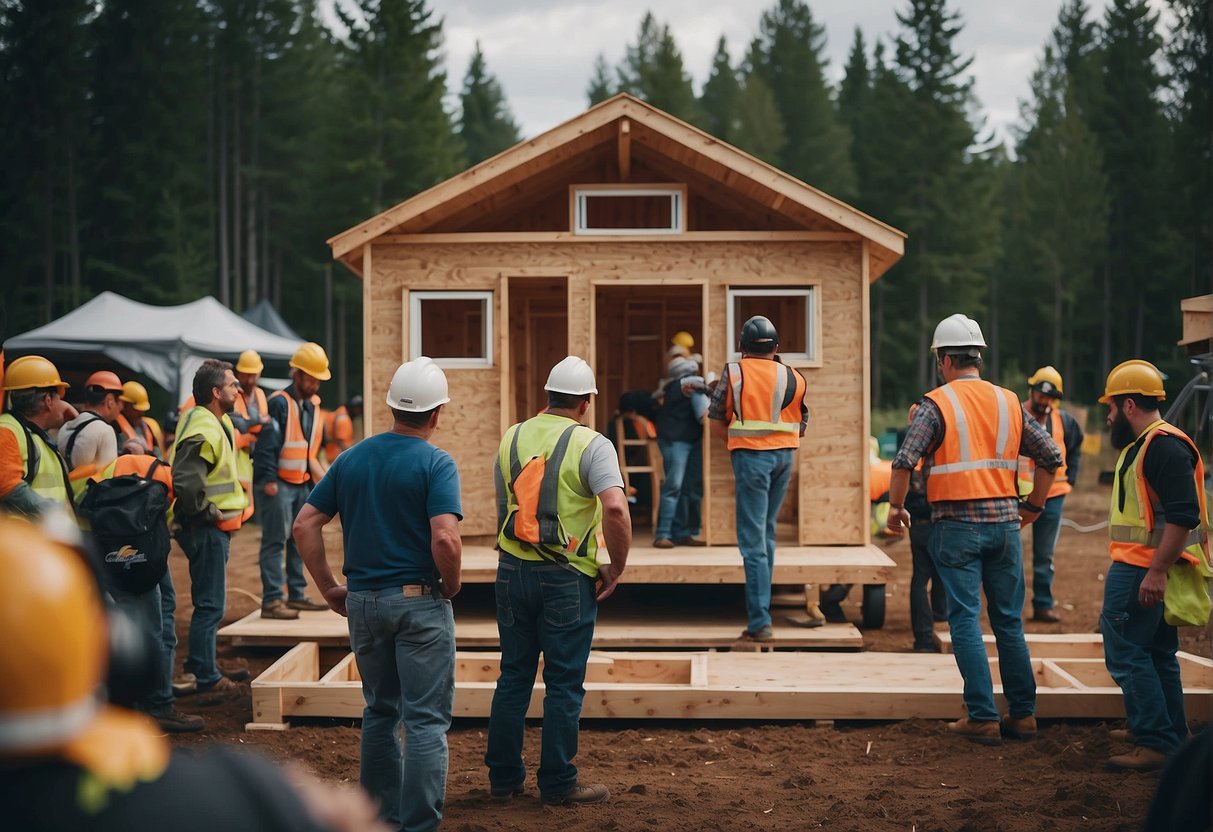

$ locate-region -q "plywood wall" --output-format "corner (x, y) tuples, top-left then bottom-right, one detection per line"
(368, 240), (868, 543)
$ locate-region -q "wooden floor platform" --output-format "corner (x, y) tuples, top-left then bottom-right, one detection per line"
(247, 642), (1213, 729)
(937, 632), (1108, 658)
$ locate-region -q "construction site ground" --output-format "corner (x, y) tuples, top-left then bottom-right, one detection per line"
(166, 483), (1210, 832)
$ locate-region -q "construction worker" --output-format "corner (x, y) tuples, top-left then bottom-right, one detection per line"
(254, 342), (330, 619)
(60, 370), (124, 487)
(172, 359), (251, 699)
(323, 395), (364, 463)
(1098, 360), (1209, 771)
(1018, 366), (1085, 622)
(294, 357), (463, 831)
(706, 316), (808, 642)
(886, 314), (1062, 747)
(905, 402), (948, 652)
(653, 356), (707, 548)
(116, 380), (164, 458)
(0, 514), (387, 832)
(0, 355), (73, 516)
(486, 355), (630, 806)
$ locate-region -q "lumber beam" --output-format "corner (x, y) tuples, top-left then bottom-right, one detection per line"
(617, 118), (631, 180)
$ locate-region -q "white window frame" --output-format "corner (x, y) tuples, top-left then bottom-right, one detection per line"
(726, 287), (818, 365)
(572, 185), (685, 235)
(408, 290), (493, 369)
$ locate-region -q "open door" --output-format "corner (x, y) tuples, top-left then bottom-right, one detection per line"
(507, 276), (568, 424)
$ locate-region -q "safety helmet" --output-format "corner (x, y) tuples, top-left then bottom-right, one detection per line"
(739, 316), (779, 350)
(289, 342), (331, 381)
(119, 381), (151, 412)
(671, 331), (695, 350)
(931, 313), (987, 353)
(235, 349), (264, 375)
(2, 355), (69, 391)
(386, 357), (450, 412)
(1099, 359), (1167, 404)
(544, 356), (598, 395)
(1027, 366), (1064, 399)
(85, 371), (123, 393)
(668, 356), (698, 378)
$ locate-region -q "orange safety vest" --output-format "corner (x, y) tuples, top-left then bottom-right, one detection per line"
(323, 406), (354, 462)
(235, 386), (269, 433)
(1017, 405), (1070, 499)
(270, 389), (324, 484)
(115, 413), (162, 457)
(923, 379), (1023, 503)
(723, 359), (807, 451)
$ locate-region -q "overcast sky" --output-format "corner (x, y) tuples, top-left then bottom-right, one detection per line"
(416, 0), (1171, 147)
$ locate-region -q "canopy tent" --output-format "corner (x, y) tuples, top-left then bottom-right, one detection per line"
(4, 292), (304, 405)
(241, 298), (303, 340)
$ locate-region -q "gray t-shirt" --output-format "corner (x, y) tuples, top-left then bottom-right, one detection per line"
(60, 412), (118, 471)
(493, 429), (625, 526)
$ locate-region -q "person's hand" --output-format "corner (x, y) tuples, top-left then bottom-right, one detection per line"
(1138, 568), (1167, 608)
(264, 480), (279, 497)
(886, 506), (911, 536)
(595, 562), (624, 602)
(1018, 504), (1041, 528)
(323, 584), (349, 617)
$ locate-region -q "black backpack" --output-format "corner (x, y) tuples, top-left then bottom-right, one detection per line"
(78, 459), (171, 594)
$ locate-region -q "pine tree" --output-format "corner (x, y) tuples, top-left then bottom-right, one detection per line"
(587, 53), (615, 105)
(732, 43), (787, 165)
(838, 28), (878, 215)
(699, 37), (741, 142)
(459, 42), (521, 166)
(616, 12), (701, 124)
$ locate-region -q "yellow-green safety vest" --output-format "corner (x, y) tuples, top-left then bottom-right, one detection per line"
(0, 412), (73, 511)
(174, 406), (249, 530)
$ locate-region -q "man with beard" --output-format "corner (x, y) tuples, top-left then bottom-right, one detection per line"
(1099, 359), (1209, 772)
(1017, 367), (1084, 622)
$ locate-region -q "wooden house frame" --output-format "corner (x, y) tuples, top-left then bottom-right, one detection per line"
(328, 94), (906, 547)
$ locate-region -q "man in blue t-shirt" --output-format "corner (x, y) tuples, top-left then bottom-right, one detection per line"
(294, 357), (462, 832)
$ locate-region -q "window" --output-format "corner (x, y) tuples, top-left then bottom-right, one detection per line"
(572, 186), (684, 235)
(408, 291), (493, 368)
(727, 287), (818, 364)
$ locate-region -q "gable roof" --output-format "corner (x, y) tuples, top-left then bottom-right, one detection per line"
(328, 93), (905, 279)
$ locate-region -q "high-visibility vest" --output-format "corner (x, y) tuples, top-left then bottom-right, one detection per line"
(0, 412), (73, 511)
(497, 413), (604, 579)
(186, 387), (268, 488)
(1017, 406), (1070, 499)
(173, 406), (250, 531)
(323, 406), (354, 463)
(1109, 419), (1210, 570)
(724, 358), (807, 451)
(923, 379), (1023, 503)
(115, 413), (163, 459)
(270, 390), (324, 485)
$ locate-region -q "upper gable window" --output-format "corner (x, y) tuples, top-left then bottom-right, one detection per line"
(572, 185), (685, 235)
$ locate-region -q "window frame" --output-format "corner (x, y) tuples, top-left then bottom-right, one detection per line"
(571, 184), (686, 236)
(726, 286), (820, 367)
(407, 290), (494, 369)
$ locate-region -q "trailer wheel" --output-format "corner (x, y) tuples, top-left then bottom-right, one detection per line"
(861, 584), (886, 629)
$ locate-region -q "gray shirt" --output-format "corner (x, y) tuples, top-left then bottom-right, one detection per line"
(59, 412), (117, 471)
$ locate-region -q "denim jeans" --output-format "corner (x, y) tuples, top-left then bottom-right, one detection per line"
(178, 523), (230, 687)
(909, 520), (948, 648)
(1029, 494), (1065, 610)
(731, 448), (794, 633)
(348, 588), (456, 832)
(929, 519), (1036, 722)
(655, 438), (703, 541)
(109, 568), (177, 712)
(1100, 561), (1188, 752)
(486, 556), (597, 799)
(258, 481), (310, 603)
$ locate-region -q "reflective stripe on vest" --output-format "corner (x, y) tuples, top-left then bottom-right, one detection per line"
(174, 406), (249, 531)
(271, 390), (323, 484)
(924, 379), (1022, 502)
(724, 359), (806, 451)
(1108, 419), (1210, 570)
(1017, 406), (1070, 498)
(0, 413), (73, 510)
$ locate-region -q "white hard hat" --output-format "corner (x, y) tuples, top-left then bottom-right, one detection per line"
(931, 313), (987, 351)
(544, 356), (598, 395)
(385, 357), (450, 412)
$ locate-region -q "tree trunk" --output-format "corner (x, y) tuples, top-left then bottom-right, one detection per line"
(338, 292), (348, 404)
(1099, 262), (1111, 392)
(325, 264), (334, 358)
(1052, 269), (1063, 364)
(917, 277), (930, 395)
(232, 76), (243, 311)
(217, 59), (230, 307)
(66, 143), (81, 308)
(42, 178), (54, 323)
(988, 271), (1000, 383)
(246, 52), (260, 308)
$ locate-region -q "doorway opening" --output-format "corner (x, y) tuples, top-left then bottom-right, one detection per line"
(507, 276), (568, 425)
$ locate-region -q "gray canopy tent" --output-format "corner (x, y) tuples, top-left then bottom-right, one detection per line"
(241, 298), (303, 341)
(4, 291), (304, 405)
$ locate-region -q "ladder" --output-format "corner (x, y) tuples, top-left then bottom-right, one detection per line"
(613, 414), (663, 528)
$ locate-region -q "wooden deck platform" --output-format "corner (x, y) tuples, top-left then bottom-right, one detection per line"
(936, 632), (1108, 659)
(247, 642), (1213, 729)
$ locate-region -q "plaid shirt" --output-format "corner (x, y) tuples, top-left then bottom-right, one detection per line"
(892, 388), (1063, 524)
(706, 360), (809, 436)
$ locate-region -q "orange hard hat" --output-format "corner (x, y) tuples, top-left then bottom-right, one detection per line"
(3, 355), (70, 391)
(85, 371), (123, 392)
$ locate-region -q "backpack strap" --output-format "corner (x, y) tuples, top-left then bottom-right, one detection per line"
(781, 364), (798, 411)
(63, 412), (105, 466)
(507, 423), (525, 484)
(727, 362), (742, 421)
(535, 425), (579, 546)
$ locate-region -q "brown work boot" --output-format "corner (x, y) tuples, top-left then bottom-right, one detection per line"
(193, 675), (242, 706)
(739, 626), (775, 643)
(653, 538), (675, 549)
(1109, 728), (1136, 743)
(542, 782), (609, 806)
(286, 597), (329, 611)
(150, 706), (205, 733)
(947, 717), (1002, 746)
(1107, 746), (1167, 772)
(673, 537), (707, 547)
(261, 599), (300, 619)
(1000, 714), (1037, 741)
(1032, 608), (1061, 623)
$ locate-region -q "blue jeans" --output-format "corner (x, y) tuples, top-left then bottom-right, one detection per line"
(1100, 562), (1188, 752)
(655, 439), (703, 541)
(258, 481), (310, 603)
(178, 523), (230, 687)
(486, 556), (597, 799)
(929, 520), (1036, 722)
(348, 588), (456, 832)
(909, 520), (948, 647)
(731, 448), (794, 633)
(109, 568), (177, 711)
(1029, 495), (1065, 610)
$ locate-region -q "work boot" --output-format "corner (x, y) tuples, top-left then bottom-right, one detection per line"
(542, 782), (609, 806)
(150, 707), (205, 733)
(490, 783), (525, 800)
(1107, 746), (1167, 772)
(286, 597), (329, 611)
(739, 626), (775, 642)
(1109, 728), (1136, 743)
(172, 672), (197, 696)
(1000, 714), (1038, 741)
(1032, 608), (1061, 623)
(946, 717), (1002, 746)
(819, 601), (848, 624)
(912, 641), (941, 653)
(673, 537), (706, 547)
(653, 538), (675, 549)
(193, 675), (243, 706)
(261, 599), (300, 620)
(221, 666), (251, 683)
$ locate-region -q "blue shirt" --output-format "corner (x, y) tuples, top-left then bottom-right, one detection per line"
(306, 432), (462, 591)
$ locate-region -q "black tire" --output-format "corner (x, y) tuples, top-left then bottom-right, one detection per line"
(861, 584), (886, 629)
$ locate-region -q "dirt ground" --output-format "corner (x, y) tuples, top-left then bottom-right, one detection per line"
(164, 479), (1210, 832)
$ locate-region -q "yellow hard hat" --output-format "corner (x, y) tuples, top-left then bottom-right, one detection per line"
(1099, 359), (1167, 404)
(119, 381), (151, 412)
(671, 331), (695, 350)
(1027, 365), (1064, 398)
(235, 349), (264, 375)
(289, 342), (331, 381)
(3, 355), (69, 391)
(0, 516), (107, 755)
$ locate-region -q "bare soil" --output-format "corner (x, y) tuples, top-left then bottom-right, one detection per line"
(164, 481), (1209, 832)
